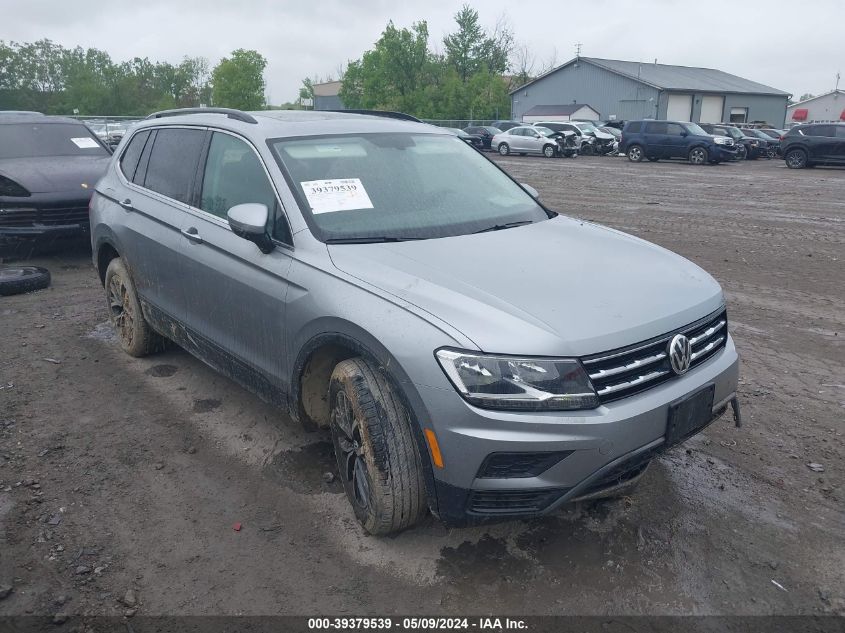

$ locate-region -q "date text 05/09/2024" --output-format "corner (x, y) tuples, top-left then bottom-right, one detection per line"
(307, 617), (528, 631)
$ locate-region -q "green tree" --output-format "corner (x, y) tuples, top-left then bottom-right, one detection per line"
(211, 49), (267, 110)
(340, 21), (430, 113)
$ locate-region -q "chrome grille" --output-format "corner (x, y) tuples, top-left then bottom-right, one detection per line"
(582, 310), (728, 404)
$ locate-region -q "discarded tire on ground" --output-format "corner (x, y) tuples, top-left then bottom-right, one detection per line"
(0, 266), (51, 296)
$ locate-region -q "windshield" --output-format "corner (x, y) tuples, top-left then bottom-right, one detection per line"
(684, 123), (709, 136)
(271, 133), (549, 242)
(0, 122), (108, 159)
(574, 123), (598, 134)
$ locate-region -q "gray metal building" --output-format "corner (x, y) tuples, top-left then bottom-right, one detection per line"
(313, 81), (345, 111)
(510, 57), (790, 126)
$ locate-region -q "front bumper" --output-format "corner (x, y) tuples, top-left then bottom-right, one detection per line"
(420, 336), (740, 525)
(712, 145), (738, 161)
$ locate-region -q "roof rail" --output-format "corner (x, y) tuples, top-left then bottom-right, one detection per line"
(328, 109), (422, 123)
(145, 107), (258, 124)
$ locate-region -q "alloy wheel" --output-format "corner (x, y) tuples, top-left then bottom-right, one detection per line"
(331, 390), (372, 511)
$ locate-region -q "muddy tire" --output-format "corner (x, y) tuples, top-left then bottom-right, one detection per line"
(0, 266), (50, 296)
(104, 258), (166, 357)
(329, 358), (427, 535)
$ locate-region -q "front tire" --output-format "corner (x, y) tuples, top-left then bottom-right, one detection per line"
(784, 148), (808, 169)
(497, 143), (510, 156)
(104, 258), (167, 357)
(688, 146), (708, 165)
(627, 145), (644, 162)
(329, 358), (427, 535)
(542, 144), (556, 158)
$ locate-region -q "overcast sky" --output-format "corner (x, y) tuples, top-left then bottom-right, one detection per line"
(1, 0), (842, 104)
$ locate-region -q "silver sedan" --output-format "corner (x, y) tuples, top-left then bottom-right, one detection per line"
(492, 126), (558, 158)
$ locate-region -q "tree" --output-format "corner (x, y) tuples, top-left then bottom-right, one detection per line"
(798, 92), (816, 102)
(211, 49), (267, 110)
(340, 21), (430, 113)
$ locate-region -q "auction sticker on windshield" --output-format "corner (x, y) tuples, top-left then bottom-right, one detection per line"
(301, 178), (374, 214)
(71, 137), (100, 149)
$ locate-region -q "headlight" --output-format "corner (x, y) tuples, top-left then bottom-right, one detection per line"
(713, 136), (730, 145)
(749, 140), (759, 146)
(435, 349), (599, 411)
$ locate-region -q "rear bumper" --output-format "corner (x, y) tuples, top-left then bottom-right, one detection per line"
(423, 336), (740, 525)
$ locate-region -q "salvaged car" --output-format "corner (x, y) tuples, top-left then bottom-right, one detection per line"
(0, 113), (111, 239)
(91, 108), (741, 535)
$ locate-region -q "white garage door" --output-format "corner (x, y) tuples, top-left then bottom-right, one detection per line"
(699, 95), (724, 123)
(667, 94), (693, 121)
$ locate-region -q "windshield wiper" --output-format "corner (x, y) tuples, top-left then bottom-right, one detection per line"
(472, 220), (534, 234)
(325, 236), (427, 244)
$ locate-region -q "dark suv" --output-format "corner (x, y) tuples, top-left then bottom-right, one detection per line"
(699, 124), (767, 160)
(620, 120), (736, 165)
(781, 123), (845, 169)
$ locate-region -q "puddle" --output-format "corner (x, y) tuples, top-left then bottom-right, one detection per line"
(146, 364), (178, 378)
(192, 398), (221, 413)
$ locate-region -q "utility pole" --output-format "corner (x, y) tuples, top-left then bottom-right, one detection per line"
(836, 72), (841, 91)
(575, 42), (582, 58)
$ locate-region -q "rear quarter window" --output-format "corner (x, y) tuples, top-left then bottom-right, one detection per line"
(119, 130), (151, 181)
(624, 121), (643, 133)
(142, 128), (206, 204)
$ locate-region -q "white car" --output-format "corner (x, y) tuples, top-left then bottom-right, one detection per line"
(492, 126), (558, 158)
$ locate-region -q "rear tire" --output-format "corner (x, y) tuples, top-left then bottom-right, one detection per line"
(627, 145), (644, 162)
(647, 156), (659, 162)
(329, 358), (427, 535)
(784, 148), (808, 169)
(497, 143), (510, 156)
(104, 258), (167, 357)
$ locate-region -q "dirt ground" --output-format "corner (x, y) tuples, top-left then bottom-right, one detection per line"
(0, 155), (843, 619)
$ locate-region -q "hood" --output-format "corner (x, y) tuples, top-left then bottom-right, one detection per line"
(0, 155), (110, 194)
(592, 130), (615, 141)
(328, 216), (724, 357)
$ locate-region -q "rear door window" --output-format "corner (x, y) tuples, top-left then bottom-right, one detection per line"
(808, 125), (835, 137)
(645, 122), (668, 134)
(143, 128), (206, 204)
(119, 130), (151, 182)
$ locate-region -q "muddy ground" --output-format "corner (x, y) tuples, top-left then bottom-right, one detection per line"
(0, 155), (842, 618)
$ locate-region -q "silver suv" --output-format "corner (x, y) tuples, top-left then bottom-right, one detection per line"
(91, 108), (740, 535)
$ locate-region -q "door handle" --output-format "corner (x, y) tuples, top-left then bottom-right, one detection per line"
(119, 198), (134, 211)
(181, 227), (203, 244)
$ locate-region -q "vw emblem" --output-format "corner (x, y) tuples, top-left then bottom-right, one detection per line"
(668, 334), (692, 375)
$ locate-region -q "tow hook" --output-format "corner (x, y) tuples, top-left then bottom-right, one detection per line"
(730, 397), (742, 428)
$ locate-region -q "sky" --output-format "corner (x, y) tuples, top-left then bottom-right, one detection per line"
(1, 0), (842, 104)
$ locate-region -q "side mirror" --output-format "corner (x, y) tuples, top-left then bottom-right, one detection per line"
(521, 183), (540, 199)
(227, 203), (274, 254)
(534, 134), (541, 138)
(680, 131), (689, 137)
